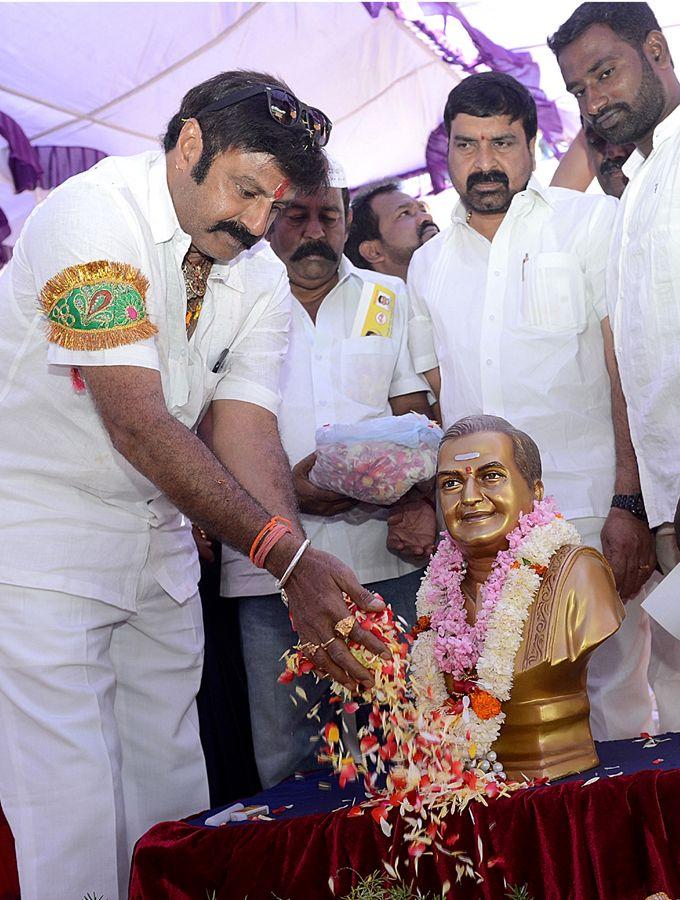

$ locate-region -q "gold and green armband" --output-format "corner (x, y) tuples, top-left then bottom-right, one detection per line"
(40, 260), (157, 351)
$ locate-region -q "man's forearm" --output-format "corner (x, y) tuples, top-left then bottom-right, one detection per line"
(601, 318), (641, 493)
(82, 366), (299, 576)
(211, 399), (303, 537)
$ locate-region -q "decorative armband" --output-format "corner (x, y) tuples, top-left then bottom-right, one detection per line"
(39, 260), (157, 351)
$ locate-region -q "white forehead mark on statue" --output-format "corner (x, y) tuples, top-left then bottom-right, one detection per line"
(454, 452), (481, 461)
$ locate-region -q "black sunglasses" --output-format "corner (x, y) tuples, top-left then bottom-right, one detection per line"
(192, 84), (332, 148)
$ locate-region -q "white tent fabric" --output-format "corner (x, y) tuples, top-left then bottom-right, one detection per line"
(2, 1), (680, 248)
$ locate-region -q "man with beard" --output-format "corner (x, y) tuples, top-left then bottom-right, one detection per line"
(407, 71), (656, 741)
(551, 1), (680, 732)
(220, 162), (433, 788)
(0, 72), (389, 900)
(345, 182), (440, 281)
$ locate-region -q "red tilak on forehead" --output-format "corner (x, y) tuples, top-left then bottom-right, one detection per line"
(465, 465), (473, 474)
(273, 179), (290, 201)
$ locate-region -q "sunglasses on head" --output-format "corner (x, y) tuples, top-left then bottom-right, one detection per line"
(192, 84), (332, 148)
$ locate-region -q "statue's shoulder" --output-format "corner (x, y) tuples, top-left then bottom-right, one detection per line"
(518, 545), (623, 670)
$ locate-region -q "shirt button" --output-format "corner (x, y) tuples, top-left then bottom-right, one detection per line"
(489, 314), (495, 322)
(314, 353), (323, 361)
(486, 359), (493, 366)
(319, 400), (328, 407)
(493, 270), (501, 277)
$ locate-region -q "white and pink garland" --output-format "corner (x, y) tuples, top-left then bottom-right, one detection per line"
(410, 497), (580, 758)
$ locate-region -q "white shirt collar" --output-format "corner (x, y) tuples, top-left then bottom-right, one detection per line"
(623, 101), (680, 179)
(144, 151), (184, 245)
(451, 173), (552, 225)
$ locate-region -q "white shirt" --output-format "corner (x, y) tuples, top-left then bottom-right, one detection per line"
(0, 151), (291, 610)
(221, 257), (428, 597)
(408, 177), (617, 521)
(607, 104), (680, 528)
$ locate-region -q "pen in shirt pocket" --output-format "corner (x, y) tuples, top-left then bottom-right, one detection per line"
(521, 253), (529, 281)
(212, 348), (229, 373)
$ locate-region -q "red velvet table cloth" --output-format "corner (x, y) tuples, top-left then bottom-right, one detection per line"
(129, 737), (680, 900)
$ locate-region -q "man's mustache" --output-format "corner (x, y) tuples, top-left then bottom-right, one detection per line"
(207, 218), (259, 250)
(592, 103), (632, 132)
(290, 239), (338, 263)
(466, 170), (509, 191)
(600, 157), (626, 177)
(419, 220), (439, 239)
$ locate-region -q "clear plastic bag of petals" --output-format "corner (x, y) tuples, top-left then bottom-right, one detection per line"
(308, 412), (443, 505)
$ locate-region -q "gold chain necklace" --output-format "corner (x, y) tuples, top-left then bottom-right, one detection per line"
(182, 253), (213, 336)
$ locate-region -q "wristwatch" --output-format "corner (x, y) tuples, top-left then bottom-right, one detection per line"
(611, 493), (647, 522)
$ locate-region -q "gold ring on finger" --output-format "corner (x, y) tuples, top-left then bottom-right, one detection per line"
(300, 641), (320, 656)
(638, 564), (651, 572)
(320, 636), (337, 651)
(334, 614), (356, 639)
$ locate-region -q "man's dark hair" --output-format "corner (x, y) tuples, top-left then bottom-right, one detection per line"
(548, 3), (660, 58)
(344, 182), (399, 270)
(440, 415), (542, 486)
(443, 72), (537, 145)
(163, 70), (327, 189)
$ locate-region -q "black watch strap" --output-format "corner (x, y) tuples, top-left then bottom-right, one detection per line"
(611, 493), (648, 521)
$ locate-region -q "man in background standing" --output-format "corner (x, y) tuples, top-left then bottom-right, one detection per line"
(220, 162), (434, 788)
(345, 182), (439, 281)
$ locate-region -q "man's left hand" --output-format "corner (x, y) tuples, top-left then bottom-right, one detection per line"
(387, 493), (437, 561)
(600, 507), (656, 600)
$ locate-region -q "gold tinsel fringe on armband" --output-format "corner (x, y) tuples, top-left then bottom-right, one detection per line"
(45, 318), (158, 351)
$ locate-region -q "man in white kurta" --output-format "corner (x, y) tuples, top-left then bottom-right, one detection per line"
(221, 173), (432, 787)
(548, 1), (680, 731)
(408, 71), (656, 741)
(0, 74), (386, 900)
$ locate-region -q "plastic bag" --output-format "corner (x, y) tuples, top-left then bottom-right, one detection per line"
(308, 412), (443, 505)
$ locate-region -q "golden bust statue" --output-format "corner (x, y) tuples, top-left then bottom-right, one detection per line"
(436, 415), (624, 781)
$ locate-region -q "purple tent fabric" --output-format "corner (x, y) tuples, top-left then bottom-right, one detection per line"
(363, 1), (568, 194)
(0, 111), (42, 192)
(0, 111), (107, 264)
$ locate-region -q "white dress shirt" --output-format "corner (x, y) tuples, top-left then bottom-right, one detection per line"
(607, 104), (680, 528)
(408, 176), (617, 521)
(221, 257), (428, 597)
(0, 151), (291, 610)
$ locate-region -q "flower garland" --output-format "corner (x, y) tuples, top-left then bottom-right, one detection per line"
(410, 497), (580, 757)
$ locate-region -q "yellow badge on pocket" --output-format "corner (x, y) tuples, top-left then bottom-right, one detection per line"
(351, 282), (395, 338)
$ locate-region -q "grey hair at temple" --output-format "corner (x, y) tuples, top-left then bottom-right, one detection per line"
(440, 415), (542, 486)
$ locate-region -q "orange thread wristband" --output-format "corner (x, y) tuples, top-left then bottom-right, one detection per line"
(249, 516), (292, 564)
(252, 522), (292, 569)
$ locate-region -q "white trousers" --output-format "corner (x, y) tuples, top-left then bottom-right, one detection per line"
(0, 572), (209, 900)
(576, 517), (680, 740)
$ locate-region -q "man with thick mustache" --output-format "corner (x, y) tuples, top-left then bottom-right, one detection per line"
(551, 1), (680, 732)
(220, 162), (433, 787)
(0, 71), (391, 900)
(407, 71), (656, 741)
(551, 121), (634, 199)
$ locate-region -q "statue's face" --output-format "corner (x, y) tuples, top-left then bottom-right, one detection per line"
(438, 432), (543, 556)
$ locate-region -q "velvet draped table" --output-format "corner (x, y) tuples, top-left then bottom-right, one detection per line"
(127, 734), (680, 900)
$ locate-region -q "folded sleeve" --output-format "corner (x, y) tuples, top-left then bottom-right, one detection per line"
(21, 180), (160, 370)
(388, 283), (431, 398)
(211, 268), (292, 415)
(406, 255), (438, 374)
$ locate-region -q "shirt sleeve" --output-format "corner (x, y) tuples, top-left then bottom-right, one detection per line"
(211, 267), (291, 415)
(22, 179), (160, 371)
(388, 283), (431, 398)
(406, 251), (438, 374)
(584, 195), (618, 322)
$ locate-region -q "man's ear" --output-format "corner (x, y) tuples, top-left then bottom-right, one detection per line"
(359, 239), (385, 266)
(529, 135), (537, 172)
(645, 30), (672, 69)
(176, 118), (204, 173)
(534, 479), (545, 502)
(345, 208), (353, 236)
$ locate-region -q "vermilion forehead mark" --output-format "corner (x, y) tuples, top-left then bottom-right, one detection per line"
(465, 465), (473, 475)
(273, 178), (290, 201)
